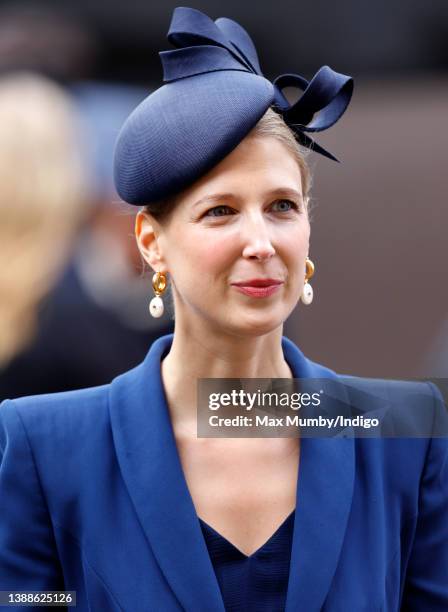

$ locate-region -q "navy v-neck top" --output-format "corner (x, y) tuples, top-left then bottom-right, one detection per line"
(198, 510), (295, 612)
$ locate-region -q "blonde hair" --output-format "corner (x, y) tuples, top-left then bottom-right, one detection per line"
(248, 107), (312, 204)
(142, 106), (312, 221)
(0, 73), (89, 366)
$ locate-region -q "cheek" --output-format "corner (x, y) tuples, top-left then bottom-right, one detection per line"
(197, 238), (234, 270)
(170, 230), (236, 281)
(282, 224), (310, 262)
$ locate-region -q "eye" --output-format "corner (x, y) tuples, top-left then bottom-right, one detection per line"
(271, 199), (299, 213)
(204, 205), (235, 217)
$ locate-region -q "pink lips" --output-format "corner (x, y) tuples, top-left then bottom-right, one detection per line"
(231, 278), (283, 298)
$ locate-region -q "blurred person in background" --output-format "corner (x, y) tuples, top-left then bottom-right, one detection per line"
(0, 82), (174, 399)
(0, 6), (173, 399)
(0, 72), (89, 384)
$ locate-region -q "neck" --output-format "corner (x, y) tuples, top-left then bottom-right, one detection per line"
(161, 316), (292, 435)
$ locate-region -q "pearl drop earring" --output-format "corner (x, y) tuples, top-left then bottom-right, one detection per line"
(300, 257), (315, 305)
(149, 272), (167, 318)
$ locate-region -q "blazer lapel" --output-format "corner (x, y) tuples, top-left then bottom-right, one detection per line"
(109, 334), (225, 612)
(281, 337), (356, 611)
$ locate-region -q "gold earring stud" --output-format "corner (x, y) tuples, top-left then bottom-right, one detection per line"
(301, 257), (315, 305)
(149, 272), (167, 318)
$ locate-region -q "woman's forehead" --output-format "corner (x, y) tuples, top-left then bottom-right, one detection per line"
(180, 137), (303, 203)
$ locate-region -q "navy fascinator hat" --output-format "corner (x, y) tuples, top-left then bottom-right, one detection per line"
(114, 6), (354, 206)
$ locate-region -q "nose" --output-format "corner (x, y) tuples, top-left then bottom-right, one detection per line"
(241, 213), (276, 261)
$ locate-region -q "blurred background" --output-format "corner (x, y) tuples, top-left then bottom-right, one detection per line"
(0, 0), (447, 399)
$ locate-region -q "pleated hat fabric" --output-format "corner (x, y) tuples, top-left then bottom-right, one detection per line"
(114, 7), (354, 206)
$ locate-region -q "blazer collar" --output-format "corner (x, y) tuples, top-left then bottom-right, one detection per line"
(109, 333), (356, 612)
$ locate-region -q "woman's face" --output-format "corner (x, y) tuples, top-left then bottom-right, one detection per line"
(137, 135), (310, 337)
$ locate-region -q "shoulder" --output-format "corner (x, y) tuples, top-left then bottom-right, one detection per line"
(0, 384), (117, 507)
(298, 339), (448, 437)
(335, 374), (447, 437)
(337, 374), (437, 401)
(0, 384), (110, 451)
(329, 376), (448, 506)
(329, 374), (448, 488)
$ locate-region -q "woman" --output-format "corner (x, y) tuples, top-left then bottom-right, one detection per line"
(1, 7), (447, 612)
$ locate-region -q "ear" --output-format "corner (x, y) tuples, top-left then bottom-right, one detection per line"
(135, 211), (168, 273)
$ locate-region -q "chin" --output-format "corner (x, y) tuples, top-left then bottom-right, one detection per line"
(226, 310), (287, 338)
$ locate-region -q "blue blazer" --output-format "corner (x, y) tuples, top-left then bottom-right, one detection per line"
(1, 334), (447, 612)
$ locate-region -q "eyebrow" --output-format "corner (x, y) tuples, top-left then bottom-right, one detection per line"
(192, 188), (304, 208)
